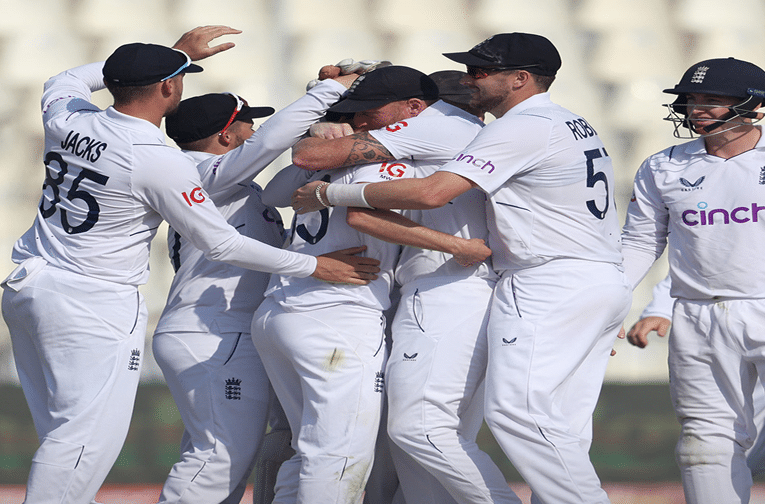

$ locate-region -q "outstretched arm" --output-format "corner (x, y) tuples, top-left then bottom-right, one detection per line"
(292, 171), (475, 213)
(346, 208), (491, 267)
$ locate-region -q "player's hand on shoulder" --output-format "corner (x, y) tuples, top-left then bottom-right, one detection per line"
(309, 122), (354, 139)
(313, 246), (381, 285)
(291, 180), (325, 214)
(172, 25), (242, 61)
(625, 316), (671, 348)
(452, 238), (492, 267)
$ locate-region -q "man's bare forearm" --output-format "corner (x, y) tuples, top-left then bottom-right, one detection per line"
(292, 132), (393, 170)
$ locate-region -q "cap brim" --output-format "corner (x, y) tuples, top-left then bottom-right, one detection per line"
(238, 106), (276, 120)
(327, 97), (396, 114)
(443, 51), (495, 67)
(184, 63), (204, 74)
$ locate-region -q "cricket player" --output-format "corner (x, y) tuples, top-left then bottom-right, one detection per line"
(253, 65), (493, 504)
(293, 33), (631, 503)
(289, 64), (516, 503)
(0, 26), (377, 504)
(153, 64), (360, 504)
(621, 56), (765, 503)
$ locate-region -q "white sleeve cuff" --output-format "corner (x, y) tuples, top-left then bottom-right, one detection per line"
(325, 183), (374, 208)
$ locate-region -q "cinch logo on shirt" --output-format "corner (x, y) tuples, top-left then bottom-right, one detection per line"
(182, 187), (206, 206)
(682, 201), (765, 226)
(452, 152), (496, 173)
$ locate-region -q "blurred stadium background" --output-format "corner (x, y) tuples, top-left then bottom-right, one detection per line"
(2, 0), (765, 501)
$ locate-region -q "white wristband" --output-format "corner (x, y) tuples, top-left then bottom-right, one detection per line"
(325, 183), (374, 208)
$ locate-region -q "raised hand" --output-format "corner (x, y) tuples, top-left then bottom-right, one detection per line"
(172, 25), (242, 61)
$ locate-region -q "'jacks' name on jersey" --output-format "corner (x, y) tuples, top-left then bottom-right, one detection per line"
(61, 129), (107, 162)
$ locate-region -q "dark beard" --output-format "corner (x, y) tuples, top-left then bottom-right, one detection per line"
(472, 93), (503, 116)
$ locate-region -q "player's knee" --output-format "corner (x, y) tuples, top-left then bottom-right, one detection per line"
(675, 430), (746, 468)
(34, 437), (85, 469)
(386, 414), (419, 450)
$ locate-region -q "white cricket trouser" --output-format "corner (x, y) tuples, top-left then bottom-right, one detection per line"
(485, 259), (630, 504)
(1, 261), (146, 504)
(670, 298), (765, 504)
(747, 383), (765, 476)
(385, 276), (520, 504)
(152, 328), (271, 504)
(251, 298), (387, 504)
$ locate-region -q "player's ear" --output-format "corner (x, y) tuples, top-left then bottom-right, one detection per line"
(512, 70), (532, 90)
(217, 130), (232, 147)
(407, 98), (427, 117)
(159, 79), (174, 99)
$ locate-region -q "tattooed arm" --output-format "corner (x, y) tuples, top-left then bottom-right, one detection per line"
(291, 132), (394, 170)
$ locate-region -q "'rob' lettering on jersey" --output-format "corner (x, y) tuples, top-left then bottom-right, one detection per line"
(565, 117), (598, 140)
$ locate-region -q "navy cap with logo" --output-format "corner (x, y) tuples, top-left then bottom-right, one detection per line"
(443, 33), (561, 76)
(327, 65), (440, 114)
(103, 43), (203, 87)
(664, 57), (765, 100)
(166, 93), (275, 144)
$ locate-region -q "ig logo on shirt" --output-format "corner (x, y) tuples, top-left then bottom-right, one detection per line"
(182, 187), (206, 206)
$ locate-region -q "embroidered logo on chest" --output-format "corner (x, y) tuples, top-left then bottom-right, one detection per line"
(680, 176), (705, 191)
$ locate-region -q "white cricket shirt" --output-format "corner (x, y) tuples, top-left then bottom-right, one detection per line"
(622, 132), (765, 300)
(11, 63), (316, 286)
(155, 80), (347, 334)
(369, 100), (497, 285)
(263, 161), (414, 311)
(440, 93), (623, 275)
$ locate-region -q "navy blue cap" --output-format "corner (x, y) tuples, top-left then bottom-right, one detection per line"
(103, 43), (203, 87)
(443, 33), (561, 76)
(166, 93), (274, 144)
(328, 66), (439, 114)
(664, 57), (765, 100)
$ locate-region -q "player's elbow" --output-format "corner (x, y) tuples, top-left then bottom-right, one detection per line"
(292, 148), (330, 170)
(419, 191), (452, 209)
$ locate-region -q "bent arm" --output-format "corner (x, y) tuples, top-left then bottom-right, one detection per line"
(292, 131), (394, 170)
(202, 80), (347, 198)
(42, 62), (105, 118)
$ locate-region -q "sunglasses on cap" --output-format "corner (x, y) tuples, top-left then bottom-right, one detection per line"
(219, 93), (246, 136)
(162, 50), (193, 82)
(465, 65), (538, 79)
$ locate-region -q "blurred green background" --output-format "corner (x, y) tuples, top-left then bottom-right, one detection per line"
(0, 383), (701, 485)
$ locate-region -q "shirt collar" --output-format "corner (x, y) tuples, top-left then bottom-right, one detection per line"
(416, 99), (483, 125)
(504, 92), (552, 117)
(104, 106), (166, 142)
